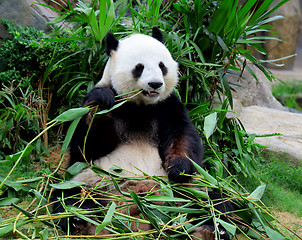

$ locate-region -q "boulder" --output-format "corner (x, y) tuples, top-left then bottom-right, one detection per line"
(238, 106), (302, 165)
(225, 62), (302, 163)
(225, 62), (284, 118)
(0, 0), (73, 42)
(264, 0), (302, 69)
(0, 0), (55, 33)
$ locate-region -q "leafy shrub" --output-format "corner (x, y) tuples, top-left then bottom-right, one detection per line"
(272, 81), (302, 111)
(0, 19), (90, 154)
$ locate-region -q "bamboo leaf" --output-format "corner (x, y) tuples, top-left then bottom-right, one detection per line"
(67, 206), (100, 226)
(176, 186), (209, 199)
(190, 159), (218, 186)
(39, 228), (48, 240)
(29, 189), (48, 206)
(149, 204), (206, 214)
(264, 225), (286, 240)
(61, 117), (81, 156)
(204, 112), (217, 139)
(66, 162), (88, 176)
(0, 197), (19, 206)
(0, 220), (28, 237)
(95, 202), (116, 234)
(53, 107), (90, 122)
(216, 218), (237, 236)
(95, 100), (128, 115)
(91, 165), (122, 178)
(248, 184), (266, 200)
(4, 146), (34, 163)
(129, 190), (161, 232)
(145, 195), (190, 202)
(50, 181), (86, 189)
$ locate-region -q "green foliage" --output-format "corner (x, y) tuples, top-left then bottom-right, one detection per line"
(0, 0), (297, 238)
(0, 84), (39, 157)
(272, 81), (302, 111)
(239, 156), (302, 217)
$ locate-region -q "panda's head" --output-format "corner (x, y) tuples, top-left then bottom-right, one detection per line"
(96, 27), (178, 105)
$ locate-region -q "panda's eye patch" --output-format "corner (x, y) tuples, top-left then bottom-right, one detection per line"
(159, 61), (168, 75)
(132, 63), (144, 78)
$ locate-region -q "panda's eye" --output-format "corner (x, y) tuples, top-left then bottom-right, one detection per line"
(159, 61), (168, 75)
(132, 63), (144, 78)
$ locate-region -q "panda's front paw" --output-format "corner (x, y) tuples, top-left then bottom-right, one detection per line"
(167, 157), (194, 183)
(82, 87), (115, 109)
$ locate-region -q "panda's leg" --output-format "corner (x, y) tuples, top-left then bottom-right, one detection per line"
(190, 191), (233, 240)
(52, 169), (109, 234)
(191, 225), (229, 240)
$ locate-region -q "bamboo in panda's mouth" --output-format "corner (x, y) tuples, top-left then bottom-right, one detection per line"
(143, 90), (159, 97)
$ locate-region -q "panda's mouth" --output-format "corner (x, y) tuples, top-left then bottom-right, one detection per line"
(142, 90), (159, 97)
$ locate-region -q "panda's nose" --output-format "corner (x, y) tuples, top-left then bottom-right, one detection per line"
(148, 82), (163, 90)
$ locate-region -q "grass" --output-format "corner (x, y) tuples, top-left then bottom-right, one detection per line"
(239, 155), (302, 239)
(240, 154), (302, 217)
(272, 80), (302, 111)
(259, 158), (302, 216)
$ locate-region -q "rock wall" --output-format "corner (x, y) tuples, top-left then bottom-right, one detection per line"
(265, 0), (302, 69)
(0, 0), (77, 43)
(0, 0), (55, 33)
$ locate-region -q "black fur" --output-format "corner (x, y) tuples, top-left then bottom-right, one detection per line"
(132, 63), (144, 78)
(159, 61), (168, 75)
(152, 26), (164, 43)
(52, 186), (108, 234)
(68, 87), (118, 167)
(105, 32), (119, 55)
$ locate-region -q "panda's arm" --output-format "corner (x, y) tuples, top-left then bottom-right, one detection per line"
(158, 93), (204, 183)
(82, 87), (115, 108)
(68, 87), (119, 166)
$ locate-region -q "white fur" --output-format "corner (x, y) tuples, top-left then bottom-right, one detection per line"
(94, 141), (165, 176)
(96, 34), (178, 104)
(73, 141), (166, 187)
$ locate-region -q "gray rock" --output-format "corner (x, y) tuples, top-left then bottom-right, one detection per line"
(225, 62), (284, 118)
(225, 62), (302, 162)
(238, 106), (302, 165)
(265, 0), (302, 69)
(0, 0), (57, 30)
(0, 0), (63, 42)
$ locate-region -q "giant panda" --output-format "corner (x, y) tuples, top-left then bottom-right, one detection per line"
(53, 27), (232, 239)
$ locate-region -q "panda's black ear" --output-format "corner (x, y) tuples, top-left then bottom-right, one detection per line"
(152, 26), (164, 43)
(105, 32), (119, 56)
